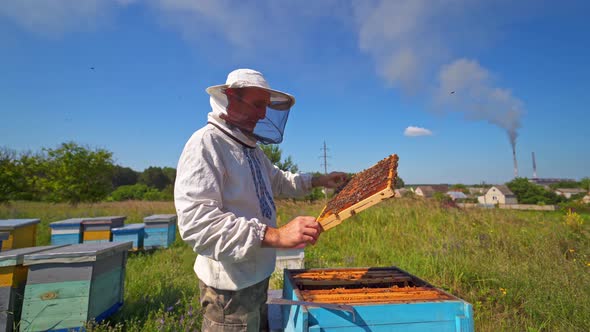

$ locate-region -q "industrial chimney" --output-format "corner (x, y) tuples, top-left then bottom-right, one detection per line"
(513, 147), (518, 178)
(532, 152), (537, 179)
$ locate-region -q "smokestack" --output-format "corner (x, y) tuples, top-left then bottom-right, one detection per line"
(513, 146), (518, 178)
(532, 152), (537, 179)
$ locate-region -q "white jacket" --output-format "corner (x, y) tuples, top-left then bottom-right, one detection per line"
(174, 108), (312, 290)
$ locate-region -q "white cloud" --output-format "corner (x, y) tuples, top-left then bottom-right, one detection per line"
(404, 126), (433, 137)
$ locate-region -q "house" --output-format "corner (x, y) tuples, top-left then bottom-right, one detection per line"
(394, 188), (409, 197)
(478, 185), (518, 205)
(467, 187), (486, 195)
(555, 188), (587, 199)
(583, 194), (590, 204)
(414, 185), (449, 198)
(447, 191), (467, 201)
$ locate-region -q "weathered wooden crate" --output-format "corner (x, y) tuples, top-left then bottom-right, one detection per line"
(0, 219), (40, 251)
(0, 245), (66, 332)
(143, 214), (176, 249)
(19, 242), (132, 332)
(277, 267), (473, 331)
(0, 233), (8, 253)
(49, 218), (84, 245)
(81, 216), (126, 244)
(112, 223), (145, 250)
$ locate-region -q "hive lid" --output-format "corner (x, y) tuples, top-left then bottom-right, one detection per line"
(49, 218), (84, 228)
(23, 242), (132, 265)
(0, 219), (41, 230)
(0, 232), (8, 241)
(81, 216), (126, 225)
(112, 223), (145, 233)
(144, 214), (177, 223)
(0, 245), (68, 267)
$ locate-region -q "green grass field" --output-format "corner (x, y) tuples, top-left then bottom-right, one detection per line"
(1, 199), (589, 331)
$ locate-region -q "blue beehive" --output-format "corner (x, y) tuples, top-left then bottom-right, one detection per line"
(143, 214), (176, 249)
(0, 233), (8, 252)
(49, 218), (84, 245)
(112, 223), (145, 250)
(278, 266), (474, 332)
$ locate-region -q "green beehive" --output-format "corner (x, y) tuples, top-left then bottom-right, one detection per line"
(19, 242), (132, 332)
(0, 246), (66, 332)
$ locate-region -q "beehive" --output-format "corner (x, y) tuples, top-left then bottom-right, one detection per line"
(317, 155), (398, 231)
(112, 223), (145, 250)
(49, 218), (84, 245)
(19, 242), (132, 332)
(143, 214), (176, 249)
(0, 246), (66, 332)
(279, 267), (473, 331)
(81, 216), (126, 244)
(0, 219), (40, 250)
(0, 233), (8, 253)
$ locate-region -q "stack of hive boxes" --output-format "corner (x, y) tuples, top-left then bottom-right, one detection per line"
(0, 245), (66, 332)
(49, 218), (84, 245)
(19, 242), (132, 331)
(0, 219), (40, 251)
(143, 214), (176, 249)
(81, 216), (126, 244)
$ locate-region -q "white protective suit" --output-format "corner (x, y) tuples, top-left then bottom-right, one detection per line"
(174, 97), (313, 290)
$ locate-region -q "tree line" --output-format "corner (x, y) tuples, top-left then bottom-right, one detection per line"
(0, 141), (331, 204)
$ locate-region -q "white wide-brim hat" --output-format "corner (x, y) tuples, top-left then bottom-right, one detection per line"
(206, 68), (296, 110)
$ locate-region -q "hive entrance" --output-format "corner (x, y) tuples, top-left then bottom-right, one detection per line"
(318, 154), (399, 231)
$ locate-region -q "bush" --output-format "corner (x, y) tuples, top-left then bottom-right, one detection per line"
(108, 184), (151, 201)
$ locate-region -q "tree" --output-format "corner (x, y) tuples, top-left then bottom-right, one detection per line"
(396, 177), (405, 188)
(450, 183), (468, 194)
(112, 165), (139, 188)
(259, 144), (299, 172)
(139, 167), (171, 190)
(162, 167), (177, 185)
(506, 177), (564, 205)
(0, 148), (19, 203)
(580, 177), (590, 191)
(42, 142), (114, 204)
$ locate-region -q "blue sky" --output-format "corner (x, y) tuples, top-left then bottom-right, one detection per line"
(1, 0), (589, 185)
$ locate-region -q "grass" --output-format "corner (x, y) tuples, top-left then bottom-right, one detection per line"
(1, 198), (589, 331)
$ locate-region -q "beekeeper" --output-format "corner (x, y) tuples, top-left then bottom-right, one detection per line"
(174, 68), (347, 331)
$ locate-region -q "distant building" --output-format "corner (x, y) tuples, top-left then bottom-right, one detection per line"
(467, 187), (487, 195)
(555, 188), (587, 199)
(529, 178), (575, 186)
(394, 188), (409, 197)
(415, 185), (449, 198)
(447, 191), (467, 201)
(478, 185), (518, 205)
(583, 194), (590, 204)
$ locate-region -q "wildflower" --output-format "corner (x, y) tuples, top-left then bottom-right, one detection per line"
(586, 262), (590, 267)
(499, 287), (507, 296)
(167, 306), (174, 312)
(568, 249), (575, 253)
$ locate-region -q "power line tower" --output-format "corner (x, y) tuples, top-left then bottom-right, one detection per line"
(319, 141), (330, 201)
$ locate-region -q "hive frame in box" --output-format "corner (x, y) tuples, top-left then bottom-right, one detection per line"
(317, 154), (398, 231)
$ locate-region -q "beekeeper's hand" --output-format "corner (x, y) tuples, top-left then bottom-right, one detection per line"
(312, 172), (348, 189)
(262, 216), (322, 249)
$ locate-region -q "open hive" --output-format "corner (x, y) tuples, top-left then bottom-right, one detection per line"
(279, 266), (474, 331)
(317, 154), (398, 231)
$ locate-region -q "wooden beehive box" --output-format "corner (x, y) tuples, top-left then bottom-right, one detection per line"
(279, 267), (473, 331)
(143, 214), (176, 249)
(49, 218), (84, 245)
(19, 242), (132, 332)
(317, 155), (398, 231)
(81, 216), (126, 244)
(111, 223), (145, 250)
(0, 245), (66, 332)
(0, 219), (40, 250)
(0, 233), (8, 253)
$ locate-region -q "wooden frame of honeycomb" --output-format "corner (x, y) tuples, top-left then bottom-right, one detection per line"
(317, 154), (399, 231)
(287, 266), (454, 304)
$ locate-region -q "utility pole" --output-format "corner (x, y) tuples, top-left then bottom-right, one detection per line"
(320, 141), (330, 201)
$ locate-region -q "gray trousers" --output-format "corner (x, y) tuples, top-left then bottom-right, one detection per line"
(199, 278), (270, 332)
